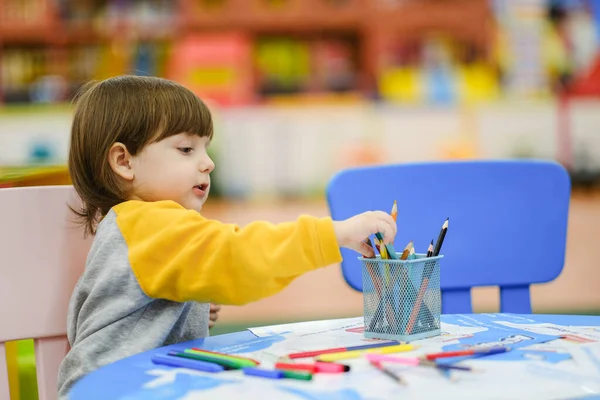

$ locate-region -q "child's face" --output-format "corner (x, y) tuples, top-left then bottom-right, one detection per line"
(129, 133), (214, 212)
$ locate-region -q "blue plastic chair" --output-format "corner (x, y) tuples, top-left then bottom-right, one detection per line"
(326, 160), (571, 314)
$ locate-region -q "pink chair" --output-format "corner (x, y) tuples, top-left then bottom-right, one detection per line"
(0, 186), (91, 400)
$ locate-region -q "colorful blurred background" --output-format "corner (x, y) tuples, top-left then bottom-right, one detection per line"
(2, 0), (600, 398)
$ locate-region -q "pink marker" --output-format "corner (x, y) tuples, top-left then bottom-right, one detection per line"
(315, 362), (350, 373)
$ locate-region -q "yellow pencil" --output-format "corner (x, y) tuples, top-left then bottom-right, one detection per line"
(316, 344), (415, 362)
(375, 237), (389, 259)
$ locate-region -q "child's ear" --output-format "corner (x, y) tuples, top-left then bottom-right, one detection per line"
(108, 142), (135, 181)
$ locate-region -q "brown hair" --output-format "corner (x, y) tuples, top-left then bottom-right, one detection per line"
(68, 75), (214, 236)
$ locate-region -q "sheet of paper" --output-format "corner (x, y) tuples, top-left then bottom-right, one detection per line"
(495, 322), (600, 343)
(248, 317), (364, 338)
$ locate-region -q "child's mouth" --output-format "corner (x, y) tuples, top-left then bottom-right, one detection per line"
(193, 184), (208, 197)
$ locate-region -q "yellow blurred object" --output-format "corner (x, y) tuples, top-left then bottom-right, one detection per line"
(439, 139), (478, 160)
(317, 344), (415, 362)
(6, 341), (19, 400)
(458, 63), (500, 104)
(0, 165), (70, 187)
(379, 67), (423, 103)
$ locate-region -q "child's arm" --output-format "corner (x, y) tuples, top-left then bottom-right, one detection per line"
(114, 200), (342, 305)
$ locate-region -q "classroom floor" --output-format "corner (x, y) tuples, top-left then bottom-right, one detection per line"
(202, 189), (600, 334)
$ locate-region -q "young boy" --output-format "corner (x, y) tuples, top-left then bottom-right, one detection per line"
(58, 75), (396, 397)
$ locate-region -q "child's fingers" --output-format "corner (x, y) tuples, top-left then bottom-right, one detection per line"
(359, 242), (375, 258)
(374, 214), (396, 244)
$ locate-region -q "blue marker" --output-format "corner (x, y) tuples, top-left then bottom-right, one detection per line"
(243, 367), (284, 379)
(151, 354), (224, 373)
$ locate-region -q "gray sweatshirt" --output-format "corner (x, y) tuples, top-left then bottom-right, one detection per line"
(57, 209), (209, 399)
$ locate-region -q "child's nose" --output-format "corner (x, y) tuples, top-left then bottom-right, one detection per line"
(199, 156), (215, 173)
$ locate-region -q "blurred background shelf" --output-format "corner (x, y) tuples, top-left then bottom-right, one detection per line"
(0, 0), (519, 105)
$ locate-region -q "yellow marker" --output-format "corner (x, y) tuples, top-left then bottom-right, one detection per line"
(317, 344), (415, 362)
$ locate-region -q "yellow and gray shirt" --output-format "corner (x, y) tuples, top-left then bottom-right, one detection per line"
(57, 200), (342, 398)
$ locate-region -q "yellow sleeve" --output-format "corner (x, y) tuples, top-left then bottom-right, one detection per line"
(113, 200), (342, 305)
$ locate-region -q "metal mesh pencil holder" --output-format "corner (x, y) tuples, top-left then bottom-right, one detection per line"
(360, 254), (443, 341)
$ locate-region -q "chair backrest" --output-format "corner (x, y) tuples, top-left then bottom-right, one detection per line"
(326, 160), (571, 314)
(0, 186), (90, 400)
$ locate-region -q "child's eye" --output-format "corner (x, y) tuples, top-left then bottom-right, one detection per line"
(178, 147), (193, 154)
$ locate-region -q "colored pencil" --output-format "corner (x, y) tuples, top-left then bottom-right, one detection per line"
(406, 240), (436, 334)
(170, 350), (248, 370)
(317, 344), (415, 362)
(190, 348), (260, 365)
(374, 232), (397, 259)
(366, 354), (477, 372)
(408, 246), (416, 259)
(424, 347), (509, 361)
(365, 257), (397, 331)
(287, 341), (400, 359)
(433, 218), (449, 256)
(426, 240), (434, 258)
(399, 241), (413, 260)
(390, 200), (398, 247)
(370, 361), (406, 385)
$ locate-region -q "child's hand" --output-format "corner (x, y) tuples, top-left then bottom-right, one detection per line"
(333, 211), (397, 257)
(209, 303), (221, 329)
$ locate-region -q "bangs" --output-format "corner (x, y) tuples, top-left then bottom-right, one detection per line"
(152, 85), (214, 143)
